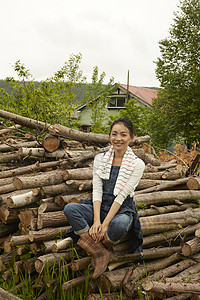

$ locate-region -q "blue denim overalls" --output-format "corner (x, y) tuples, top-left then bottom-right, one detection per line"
(64, 166), (143, 253)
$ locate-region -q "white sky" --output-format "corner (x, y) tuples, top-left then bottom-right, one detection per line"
(0, 0), (180, 87)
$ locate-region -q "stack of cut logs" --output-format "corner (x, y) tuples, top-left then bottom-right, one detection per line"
(0, 109), (200, 300)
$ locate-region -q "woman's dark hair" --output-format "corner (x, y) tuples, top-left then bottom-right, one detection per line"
(109, 117), (134, 137)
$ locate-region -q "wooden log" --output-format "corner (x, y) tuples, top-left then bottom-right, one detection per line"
(38, 202), (63, 214)
(138, 203), (198, 217)
(37, 211), (68, 229)
(62, 167), (93, 180)
(0, 152), (20, 163)
(23, 257), (37, 273)
(0, 140), (39, 152)
(187, 177), (200, 190)
(54, 193), (92, 207)
(142, 280), (200, 294)
(123, 252), (181, 297)
(18, 147), (69, 159)
(168, 260), (200, 281)
(42, 134), (60, 152)
(143, 222), (200, 248)
(51, 237), (73, 253)
(18, 208), (38, 231)
(0, 287), (22, 300)
(136, 177), (190, 195)
(13, 169), (64, 190)
(62, 274), (93, 291)
(195, 228), (200, 237)
(0, 124), (21, 135)
(110, 246), (181, 264)
(134, 190), (200, 207)
(14, 261), (24, 275)
(0, 159), (65, 179)
(181, 237), (200, 256)
(70, 256), (92, 271)
(0, 205), (19, 224)
(0, 183), (16, 194)
(28, 226), (70, 242)
(6, 191), (42, 208)
(35, 250), (72, 273)
(87, 293), (128, 300)
(10, 235), (30, 246)
(99, 267), (130, 292)
(0, 177), (14, 187)
(140, 208), (200, 236)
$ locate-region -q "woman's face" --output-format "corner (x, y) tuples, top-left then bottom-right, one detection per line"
(109, 122), (133, 153)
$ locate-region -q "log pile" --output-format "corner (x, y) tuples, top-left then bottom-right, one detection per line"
(0, 110), (200, 299)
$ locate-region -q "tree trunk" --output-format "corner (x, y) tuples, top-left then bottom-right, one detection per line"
(143, 222), (200, 248)
(35, 251), (72, 273)
(62, 274), (93, 291)
(28, 226), (70, 242)
(6, 191), (42, 208)
(136, 177), (190, 195)
(0, 183), (16, 194)
(0, 159), (65, 179)
(123, 252), (181, 298)
(0, 124), (21, 135)
(70, 256), (92, 271)
(18, 147), (69, 159)
(10, 235), (30, 246)
(0, 140), (39, 152)
(54, 193), (92, 207)
(134, 190), (200, 207)
(140, 208), (200, 235)
(0, 152), (20, 163)
(62, 167), (93, 180)
(181, 237), (200, 256)
(99, 267), (130, 292)
(13, 169), (64, 190)
(142, 280), (200, 294)
(38, 202), (63, 214)
(0, 206), (19, 224)
(0, 287), (22, 300)
(187, 177), (200, 190)
(42, 134), (60, 152)
(51, 237), (73, 253)
(37, 211), (68, 229)
(138, 203), (198, 218)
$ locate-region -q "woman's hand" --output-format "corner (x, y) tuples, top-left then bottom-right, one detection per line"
(95, 223), (109, 243)
(89, 221), (102, 242)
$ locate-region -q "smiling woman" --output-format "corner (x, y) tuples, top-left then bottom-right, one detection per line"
(64, 117), (145, 279)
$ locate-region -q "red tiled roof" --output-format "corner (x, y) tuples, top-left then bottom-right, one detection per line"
(120, 84), (158, 106)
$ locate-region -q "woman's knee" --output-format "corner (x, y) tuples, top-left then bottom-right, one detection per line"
(107, 214), (133, 241)
(64, 203), (79, 218)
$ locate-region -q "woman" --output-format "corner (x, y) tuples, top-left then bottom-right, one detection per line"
(64, 117), (145, 279)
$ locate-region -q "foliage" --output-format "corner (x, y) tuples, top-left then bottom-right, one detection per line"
(119, 98), (150, 137)
(152, 0), (200, 147)
(81, 66), (114, 133)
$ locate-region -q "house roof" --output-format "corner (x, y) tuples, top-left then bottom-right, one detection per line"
(119, 84), (158, 106)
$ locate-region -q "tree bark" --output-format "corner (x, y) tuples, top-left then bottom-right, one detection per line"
(136, 177), (190, 195)
(143, 222), (200, 248)
(6, 191), (42, 208)
(62, 274), (93, 291)
(37, 211), (68, 229)
(28, 226), (70, 242)
(62, 167), (93, 180)
(0, 205), (19, 224)
(10, 235), (30, 246)
(140, 207), (200, 235)
(54, 193), (92, 207)
(0, 140), (39, 152)
(70, 256), (92, 271)
(0, 124), (21, 135)
(0, 152), (20, 163)
(18, 147), (69, 159)
(99, 267), (130, 292)
(142, 280), (200, 294)
(35, 250), (72, 273)
(51, 237), (73, 253)
(13, 169), (64, 190)
(135, 190), (200, 207)
(38, 202), (63, 214)
(0, 287), (22, 300)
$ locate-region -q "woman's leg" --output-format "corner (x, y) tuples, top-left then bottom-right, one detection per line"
(106, 213), (133, 243)
(64, 203), (94, 235)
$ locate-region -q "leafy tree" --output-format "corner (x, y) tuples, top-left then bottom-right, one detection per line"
(152, 0), (200, 147)
(0, 53), (86, 127)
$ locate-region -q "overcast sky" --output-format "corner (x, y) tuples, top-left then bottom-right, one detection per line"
(0, 0), (180, 87)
